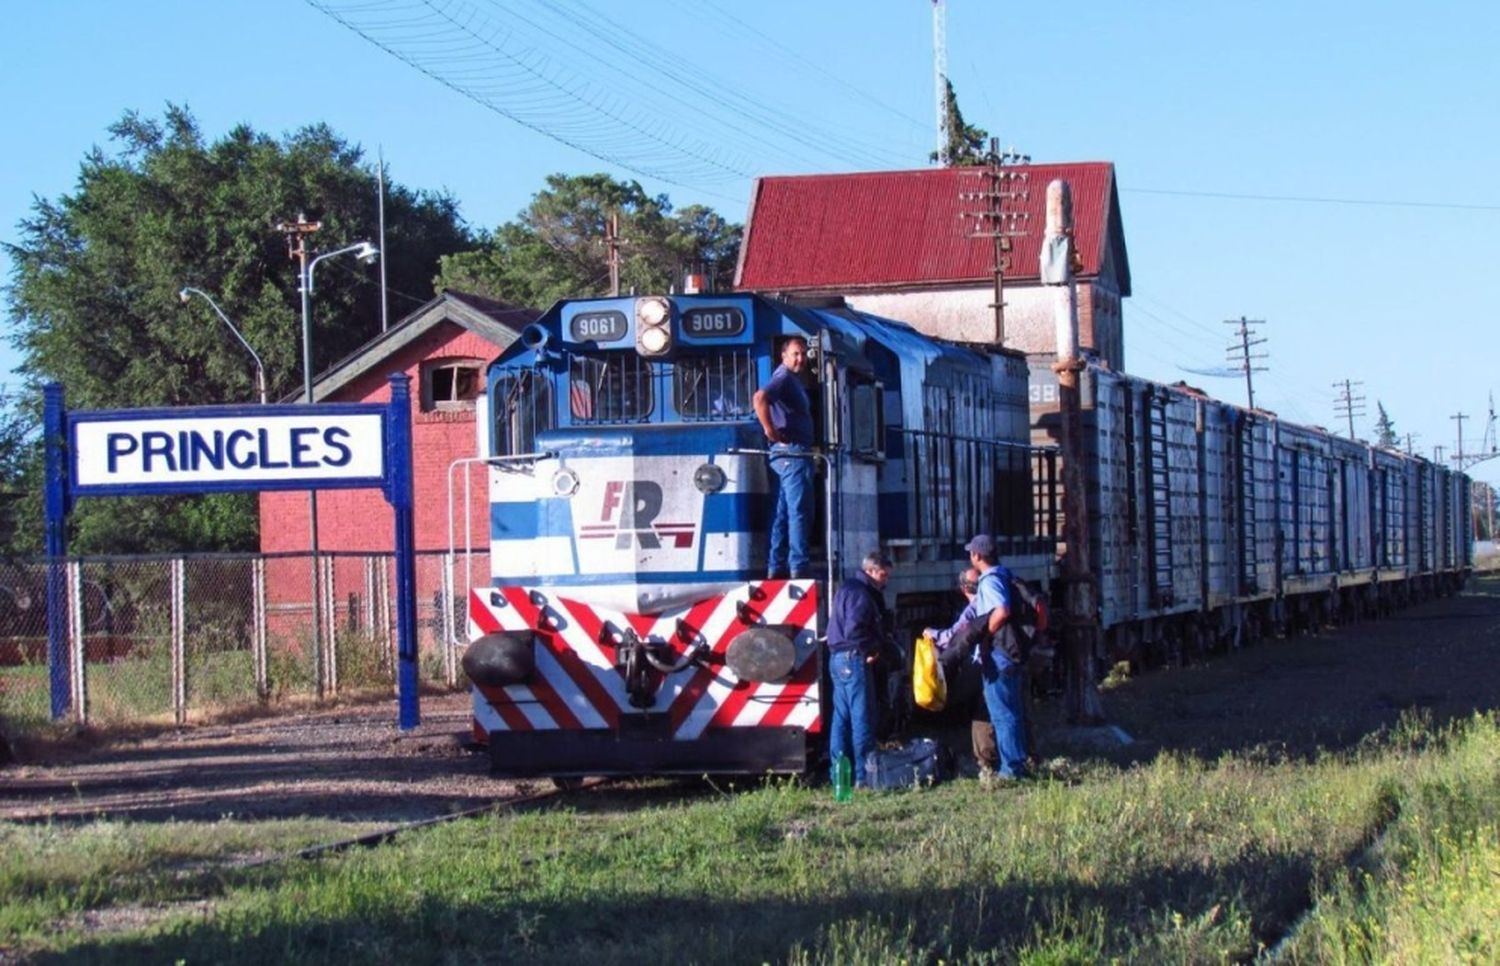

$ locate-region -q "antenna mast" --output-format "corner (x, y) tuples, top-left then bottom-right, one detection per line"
(932, 0), (949, 165)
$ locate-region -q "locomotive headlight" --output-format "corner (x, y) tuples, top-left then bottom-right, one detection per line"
(552, 467), (580, 497)
(636, 296), (670, 326)
(693, 462), (726, 493)
(635, 296), (673, 356)
(638, 323), (671, 355)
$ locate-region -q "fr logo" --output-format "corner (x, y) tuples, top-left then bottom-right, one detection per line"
(580, 480), (695, 549)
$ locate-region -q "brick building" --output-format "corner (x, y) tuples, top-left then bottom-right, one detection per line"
(733, 162), (1131, 370)
(259, 290), (534, 557)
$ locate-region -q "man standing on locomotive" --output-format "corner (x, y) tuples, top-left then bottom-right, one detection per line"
(965, 534), (1030, 781)
(826, 550), (893, 789)
(753, 335), (815, 580)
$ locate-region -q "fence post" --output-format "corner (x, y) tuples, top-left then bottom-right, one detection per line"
(364, 555), (379, 670)
(323, 555), (338, 696)
(441, 551), (456, 687)
(67, 559), (87, 724)
(171, 557), (186, 725)
(379, 555), (395, 692)
(252, 557), (268, 702)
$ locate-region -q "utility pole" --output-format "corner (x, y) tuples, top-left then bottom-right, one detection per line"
(1041, 178), (1106, 726)
(1451, 411), (1468, 468)
(932, 0), (948, 165)
(960, 138), (1030, 346)
(277, 213), (327, 699)
(1333, 379), (1366, 439)
(1224, 316), (1267, 409)
(1406, 432), (1420, 456)
(606, 212), (622, 297)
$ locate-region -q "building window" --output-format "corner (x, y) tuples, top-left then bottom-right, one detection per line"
(424, 359), (485, 411)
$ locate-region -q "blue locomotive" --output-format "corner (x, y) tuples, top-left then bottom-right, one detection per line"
(460, 292), (1053, 777)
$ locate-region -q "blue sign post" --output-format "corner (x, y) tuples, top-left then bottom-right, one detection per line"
(43, 373), (422, 730)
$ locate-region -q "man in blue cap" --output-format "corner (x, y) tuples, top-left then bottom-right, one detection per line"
(965, 534), (1029, 781)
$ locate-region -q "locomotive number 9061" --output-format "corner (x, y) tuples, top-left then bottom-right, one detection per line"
(683, 307), (746, 338)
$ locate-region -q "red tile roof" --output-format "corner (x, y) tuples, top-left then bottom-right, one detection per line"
(735, 162), (1129, 295)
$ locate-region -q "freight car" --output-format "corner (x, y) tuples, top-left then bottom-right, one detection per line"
(1028, 363), (1472, 665)
(461, 293), (1056, 777)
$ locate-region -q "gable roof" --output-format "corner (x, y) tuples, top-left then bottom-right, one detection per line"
(734, 162), (1130, 296)
(301, 290), (537, 402)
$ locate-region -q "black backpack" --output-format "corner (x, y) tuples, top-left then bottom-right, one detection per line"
(997, 578), (1047, 665)
(947, 574), (1047, 666)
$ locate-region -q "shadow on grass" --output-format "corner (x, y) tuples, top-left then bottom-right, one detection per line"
(29, 848), (1331, 964)
(1056, 574), (1500, 765)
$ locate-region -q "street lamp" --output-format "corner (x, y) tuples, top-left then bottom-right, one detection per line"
(276, 215), (380, 698)
(177, 287), (268, 405)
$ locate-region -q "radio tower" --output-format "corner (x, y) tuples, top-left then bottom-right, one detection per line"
(932, 0), (949, 165)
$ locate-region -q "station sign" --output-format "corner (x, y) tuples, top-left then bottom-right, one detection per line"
(69, 405), (388, 495)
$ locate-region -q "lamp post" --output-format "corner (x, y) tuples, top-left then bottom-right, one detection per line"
(276, 214), (380, 698)
(177, 287), (268, 405)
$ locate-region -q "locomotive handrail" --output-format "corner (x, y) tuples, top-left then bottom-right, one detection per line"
(445, 454), (555, 657)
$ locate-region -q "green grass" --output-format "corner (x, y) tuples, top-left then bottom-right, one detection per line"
(5, 713), (1497, 963)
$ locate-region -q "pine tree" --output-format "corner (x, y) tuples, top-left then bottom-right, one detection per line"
(929, 80), (991, 167)
(1374, 402), (1399, 449)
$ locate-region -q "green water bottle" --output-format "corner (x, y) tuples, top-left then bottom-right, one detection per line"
(833, 755), (853, 802)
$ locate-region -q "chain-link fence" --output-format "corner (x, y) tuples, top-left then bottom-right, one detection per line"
(0, 550), (489, 737)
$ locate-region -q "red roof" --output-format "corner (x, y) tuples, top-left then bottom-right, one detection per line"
(735, 162), (1129, 295)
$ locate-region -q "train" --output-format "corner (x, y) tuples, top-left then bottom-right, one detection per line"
(458, 291), (1472, 778)
(1027, 365), (1472, 663)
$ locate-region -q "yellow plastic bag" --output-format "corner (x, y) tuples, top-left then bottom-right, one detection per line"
(913, 634), (947, 712)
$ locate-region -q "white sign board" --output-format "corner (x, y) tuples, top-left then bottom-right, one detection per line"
(71, 410), (386, 493)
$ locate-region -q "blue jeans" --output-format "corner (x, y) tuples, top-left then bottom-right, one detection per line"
(828, 649), (875, 785)
(768, 443), (813, 577)
(980, 662), (1030, 779)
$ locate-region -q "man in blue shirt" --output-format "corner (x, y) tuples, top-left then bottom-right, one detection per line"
(965, 534), (1030, 780)
(924, 567), (1001, 780)
(752, 335), (815, 579)
(825, 550), (892, 788)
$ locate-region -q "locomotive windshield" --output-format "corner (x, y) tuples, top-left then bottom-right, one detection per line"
(493, 367), (553, 455)
(675, 349), (755, 419)
(570, 352), (653, 423)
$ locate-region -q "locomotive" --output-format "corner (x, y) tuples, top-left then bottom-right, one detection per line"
(461, 292), (1052, 777)
(459, 291), (1473, 779)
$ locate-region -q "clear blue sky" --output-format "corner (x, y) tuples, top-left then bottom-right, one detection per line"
(4, 0), (1497, 485)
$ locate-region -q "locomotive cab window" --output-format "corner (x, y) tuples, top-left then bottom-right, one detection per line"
(848, 377), (885, 459)
(493, 368), (553, 455)
(676, 350), (755, 420)
(424, 358), (486, 411)
(569, 352), (654, 423)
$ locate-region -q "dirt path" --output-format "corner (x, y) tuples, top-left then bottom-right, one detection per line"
(0, 691), (514, 823)
(3, 575), (1497, 824)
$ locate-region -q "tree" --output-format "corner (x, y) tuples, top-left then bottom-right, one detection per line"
(3, 105), (472, 553)
(435, 173), (742, 308)
(1374, 401), (1399, 449)
(929, 79), (991, 167)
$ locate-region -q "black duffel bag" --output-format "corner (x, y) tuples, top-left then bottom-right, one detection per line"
(863, 737), (953, 791)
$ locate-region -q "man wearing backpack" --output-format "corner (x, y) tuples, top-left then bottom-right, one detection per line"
(965, 534), (1030, 781)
